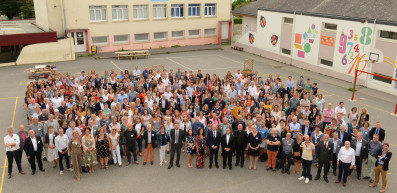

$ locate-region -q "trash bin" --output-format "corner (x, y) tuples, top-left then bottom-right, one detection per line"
(91, 45), (97, 54)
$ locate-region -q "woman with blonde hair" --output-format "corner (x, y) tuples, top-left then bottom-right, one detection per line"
(68, 130), (82, 181)
(82, 127), (97, 173)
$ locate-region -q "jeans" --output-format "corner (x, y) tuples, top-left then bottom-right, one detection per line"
(6, 151), (22, 174)
(338, 161), (351, 183)
(281, 152), (292, 171)
(126, 143), (137, 162)
(58, 151), (70, 171)
(118, 138), (124, 158)
(112, 145), (122, 165)
(302, 159), (312, 178)
(367, 156), (376, 180)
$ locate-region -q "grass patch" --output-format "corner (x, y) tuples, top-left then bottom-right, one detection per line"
(171, 45), (181, 48)
(166, 51), (171, 54)
(347, 88), (357, 92)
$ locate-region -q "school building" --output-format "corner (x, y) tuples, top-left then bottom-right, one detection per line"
(232, 0), (397, 96)
(34, 0), (232, 53)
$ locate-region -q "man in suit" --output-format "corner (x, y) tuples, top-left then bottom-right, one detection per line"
(301, 120), (313, 138)
(315, 134), (334, 183)
(369, 122), (385, 143)
(234, 123), (247, 167)
(221, 127), (235, 170)
(208, 124), (221, 168)
(94, 97), (105, 114)
(159, 94), (169, 114)
(17, 125), (28, 161)
(168, 123), (185, 169)
(350, 132), (368, 180)
(330, 132), (343, 176)
(143, 124), (157, 165)
(24, 130), (45, 175)
(339, 125), (349, 144)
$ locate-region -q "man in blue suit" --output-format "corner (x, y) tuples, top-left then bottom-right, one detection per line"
(339, 125), (349, 144)
(208, 124), (221, 168)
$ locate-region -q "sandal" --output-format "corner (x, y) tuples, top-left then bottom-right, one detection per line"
(101, 165), (104, 169)
(105, 165), (109, 169)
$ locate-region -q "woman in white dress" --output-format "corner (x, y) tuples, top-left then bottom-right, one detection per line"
(45, 126), (59, 168)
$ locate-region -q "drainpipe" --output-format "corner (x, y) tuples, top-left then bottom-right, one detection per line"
(366, 19), (376, 87)
(289, 11), (297, 65)
(61, 0), (67, 38)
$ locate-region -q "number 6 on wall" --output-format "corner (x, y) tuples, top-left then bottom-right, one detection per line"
(339, 34), (347, 54)
(342, 54), (347, 65)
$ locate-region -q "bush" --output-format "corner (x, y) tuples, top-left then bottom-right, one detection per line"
(234, 17), (242, 24)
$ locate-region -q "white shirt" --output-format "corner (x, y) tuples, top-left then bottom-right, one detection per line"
(235, 73), (242, 79)
(55, 135), (69, 152)
(4, 134), (20, 151)
(247, 86), (256, 96)
(162, 78), (169, 87)
(355, 140), (362, 157)
(133, 69), (141, 78)
(226, 134), (230, 145)
(289, 122), (301, 138)
(31, 137), (38, 151)
(164, 92), (173, 101)
(335, 106), (346, 119)
(51, 97), (63, 109)
(338, 147), (356, 166)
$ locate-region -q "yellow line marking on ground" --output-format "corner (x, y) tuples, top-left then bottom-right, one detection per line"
(0, 97), (18, 193)
(19, 81), (29, 86)
(390, 144), (397, 147)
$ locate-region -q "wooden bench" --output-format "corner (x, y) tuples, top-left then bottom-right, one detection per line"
(114, 51), (135, 60)
(132, 50), (150, 60)
(233, 46), (244, 51)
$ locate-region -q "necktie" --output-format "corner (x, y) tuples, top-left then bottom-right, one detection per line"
(184, 124), (187, 132)
(376, 129), (379, 134)
(175, 130), (178, 143)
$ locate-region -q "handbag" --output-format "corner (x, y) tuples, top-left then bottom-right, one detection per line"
(81, 166), (89, 173)
(293, 151), (300, 157)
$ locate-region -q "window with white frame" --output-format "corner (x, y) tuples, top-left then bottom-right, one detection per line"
(112, 5), (128, 20)
(188, 4), (200, 17)
(133, 5), (148, 20)
(204, 28), (216, 37)
(154, 32), (168, 41)
(89, 6), (107, 21)
(189, 29), (201, 38)
(114, 35), (130, 44)
(171, 4), (184, 18)
(172, 31), (185, 39)
(92, 36), (108, 45)
(134, 33), (149, 42)
(204, 4), (216, 16)
(153, 4), (166, 19)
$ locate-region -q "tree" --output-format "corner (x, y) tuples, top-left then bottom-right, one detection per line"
(232, 0), (251, 10)
(19, 0), (35, 19)
(0, 0), (20, 20)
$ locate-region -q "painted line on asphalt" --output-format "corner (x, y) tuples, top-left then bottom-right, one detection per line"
(110, 61), (123, 71)
(167, 58), (194, 71)
(200, 66), (241, 71)
(0, 97), (18, 193)
(216, 54), (244, 65)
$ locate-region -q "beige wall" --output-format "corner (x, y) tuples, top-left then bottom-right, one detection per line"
(242, 16), (256, 36)
(16, 38), (75, 65)
(33, 0), (50, 32)
(46, 0), (65, 37)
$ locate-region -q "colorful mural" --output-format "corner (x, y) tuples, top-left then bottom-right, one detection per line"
(260, 16), (266, 28)
(338, 27), (373, 74)
(321, 36), (334, 46)
(295, 24), (319, 58)
(271, 35), (278, 46)
(249, 33), (255, 44)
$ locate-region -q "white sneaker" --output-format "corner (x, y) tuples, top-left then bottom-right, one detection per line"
(298, 176), (305, 181)
(160, 162), (163, 166)
(305, 178), (310, 183)
(163, 160), (167, 164)
(68, 168), (73, 172)
(60, 171), (63, 175)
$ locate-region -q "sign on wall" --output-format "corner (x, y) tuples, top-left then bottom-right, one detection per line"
(321, 36), (334, 46)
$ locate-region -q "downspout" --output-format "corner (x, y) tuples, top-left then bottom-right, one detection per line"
(289, 11), (297, 65)
(366, 19), (376, 87)
(61, 0), (67, 38)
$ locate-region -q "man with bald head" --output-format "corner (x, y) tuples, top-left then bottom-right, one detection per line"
(350, 132), (368, 180)
(17, 125), (28, 160)
(24, 130), (45, 175)
(207, 124), (221, 168)
(314, 134), (334, 183)
(336, 141), (355, 186)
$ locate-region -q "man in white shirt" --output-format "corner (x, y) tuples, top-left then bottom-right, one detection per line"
(133, 66), (141, 80)
(235, 69), (242, 80)
(335, 101), (346, 120)
(227, 86), (237, 100)
(289, 117), (301, 139)
(247, 81), (256, 96)
(336, 141), (355, 186)
(51, 94), (63, 109)
(163, 87), (173, 101)
(55, 128), (72, 174)
(4, 127), (25, 178)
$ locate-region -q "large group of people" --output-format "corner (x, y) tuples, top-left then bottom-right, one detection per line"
(4, 66), (392, 192)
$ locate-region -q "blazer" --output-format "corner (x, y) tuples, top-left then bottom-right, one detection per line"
(369, 127), (385, 142)
(143, 130), (157, 148)
(219, 123), (232, 135)
(24, 136), (44, 157)
(207, 130), (221, 148)
(221, 134), (235, 153)
(169, 129), (185, 145)
(44, 132), (59, 146)
(158, 99), (169, 112)
(300, 125), (314, 137)
(17, 131), (28, 151)
(316, 140), (334, 162)
(234, 130), (248, 151)
(94, 102), (104, 114)
(338, 131), (349, 144)
(375, 150), (392, 171)
(351, 138), (369, 159)
(329, 138), (343, 155)
(232, 120), (246, 132)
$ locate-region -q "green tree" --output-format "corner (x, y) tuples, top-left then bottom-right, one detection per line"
(19, 0), (35, 19)
(0, 0), (20, 19)
(232, 0), (251, 10)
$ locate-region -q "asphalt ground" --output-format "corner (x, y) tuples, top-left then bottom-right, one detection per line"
(0, 46), (395, 193)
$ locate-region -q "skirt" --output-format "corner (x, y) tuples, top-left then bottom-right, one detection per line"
(47, 147), (58, 162)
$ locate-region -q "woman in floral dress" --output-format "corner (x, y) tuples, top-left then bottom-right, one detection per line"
(82, 128), (97, 173)
(195, 128), (206, 168)
(95, 127), (111, 169)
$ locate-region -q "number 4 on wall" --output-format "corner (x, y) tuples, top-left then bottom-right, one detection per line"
(354, 44), (359, 53)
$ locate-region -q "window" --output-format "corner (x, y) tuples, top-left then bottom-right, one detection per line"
(153, 4), (166, 19)
(172, 31), (185, 39)
(171, 4), (184, 18)
(320, 59), (333, 67)
(204, 4), (216, 16)
(92, 36), (108, 45)
(380, 30), (397, 40)
(324, 23), (337, 30)
(154, 32), (168, 41)
(189, 29), (201, 38)
(372, 73), (392, 84)
(204, 28), (216, 37)
(283, 17), (293, 24)
(188, 4), (200, 17)
(134, 33), (149, 42)
(112, 5), (128, 20)
(114, 35), (129, 44)
(281, 48), (291, 55)
(133, 5), (148, 20)
(89, 6), (107, 21)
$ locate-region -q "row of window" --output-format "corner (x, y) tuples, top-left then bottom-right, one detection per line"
(91, 29), (217, 45)
(89, 4), (216, 21)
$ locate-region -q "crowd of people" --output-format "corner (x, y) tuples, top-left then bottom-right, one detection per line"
(4, 66), (392, 192)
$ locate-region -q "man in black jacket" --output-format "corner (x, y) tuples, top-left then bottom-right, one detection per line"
(168, 123), (185, 169)
(24, 130), (45, 175)
(369, 122), (385, 143)
(221, 127), (235, 170)
(315, 134), (334, 183)
(124, 123), (138, 166)
(350, 132), (368, 180)
(208, 124), (221, 168)
(143, 124), (157, 165)
(234, 124), (247, 168)
(159, 94), (169, 114)
(232, 115), (246, 133)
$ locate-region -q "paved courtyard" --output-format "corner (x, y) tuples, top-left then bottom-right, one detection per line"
(0, 46), (395, 193)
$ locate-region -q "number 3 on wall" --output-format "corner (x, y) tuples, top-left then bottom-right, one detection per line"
(339, 34), (347, 54)
(360, 27), (372, 45)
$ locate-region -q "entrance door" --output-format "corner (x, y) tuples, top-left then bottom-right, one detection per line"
(221, 22), (229, 40)
(70, 31), (86, 52)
